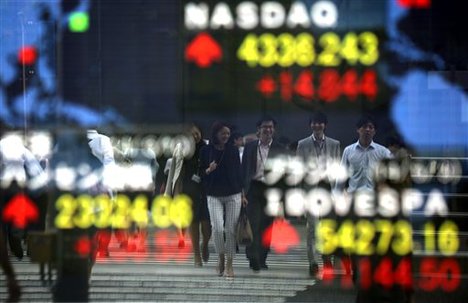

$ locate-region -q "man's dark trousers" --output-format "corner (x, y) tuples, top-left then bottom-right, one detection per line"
(245, 180), (274, 270)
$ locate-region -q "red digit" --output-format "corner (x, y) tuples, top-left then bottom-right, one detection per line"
(279, 71), (293, 102)
(418, 257), (439, 291)
(154, 230), (191, 263)
(132, 231), (149, 262)
(439, 258), (461, 292)
(360, 69), (378, 101)
(374, 257), (394, 289)
(154, 230), (171, 262)
(358, 257), (372, 290)
(395, 257), (413, 290)
(293, 70), (314, 100)
(341, 69), (359, 101)
(318, 69), (341, 103)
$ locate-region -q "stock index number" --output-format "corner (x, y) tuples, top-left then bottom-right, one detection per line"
(237, 31), (379, 68)
(55, 193), (193, 229)
(317, 219), (460, 256)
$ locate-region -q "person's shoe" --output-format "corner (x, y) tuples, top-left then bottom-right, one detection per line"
(249, 260), (260, 272)
(309, 263), (319, 278)
(225, 257), (234, 279)
(260, 262), (269, 270)
(194, 254), (203, 267)
(201, 242), (209, 263)
(216, 254), (225, 276)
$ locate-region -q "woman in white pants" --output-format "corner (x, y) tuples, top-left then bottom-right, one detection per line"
(200, 122), (243, 278)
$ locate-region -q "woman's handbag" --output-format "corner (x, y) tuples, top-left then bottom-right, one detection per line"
(236, 207), (253, 245)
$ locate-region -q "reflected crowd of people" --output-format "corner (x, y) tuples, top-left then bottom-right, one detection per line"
(1, 112), (418, 301)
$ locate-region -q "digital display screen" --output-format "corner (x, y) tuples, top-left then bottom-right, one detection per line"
(182, 0), (391, 114)
(1, 0), (467, 302)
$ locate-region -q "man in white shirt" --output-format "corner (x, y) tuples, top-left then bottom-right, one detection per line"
(87, 129), (115, 169)
(0, 133), (44, 189)
(340, 116), (393, 193)
(337, 116), (393, 283)
(231, 132), (244, 161)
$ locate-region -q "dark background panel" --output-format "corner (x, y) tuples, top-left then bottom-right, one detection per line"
(61, 0), (181, 125)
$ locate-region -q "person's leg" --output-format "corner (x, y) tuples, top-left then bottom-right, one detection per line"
(259, 214), (274, 268)
(96, 229), (112, 257)
(200, 220), (211, 262)
(320, 217), (334, 276)
(224, 193), (241, 277)
(1, 190), (23, 259)
(89, 228), (99, 278)
(258, 184), (273, 268)
(114, 228), (128, 249)
(136, 227), (147, 252)
(177, 228), (186, 248)
(7, 226), (23, 260)
(306, 212), (321, 277)
(207, 196), (225, 276)
(224, 194), (242, 258)
(199, 193), (211, 263)
(189, 220), (202, 266)
(246, 183), (262, 271)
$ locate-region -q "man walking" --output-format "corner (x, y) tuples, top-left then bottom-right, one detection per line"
(242, 116), (286, 272)
(339, 116), (393, 194)
(337, 115), (393, 285)
(296, 112), (341, 278)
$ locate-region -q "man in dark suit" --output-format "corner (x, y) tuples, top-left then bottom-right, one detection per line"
(296, 112), (341, 278)
(242, 116), (286, 272)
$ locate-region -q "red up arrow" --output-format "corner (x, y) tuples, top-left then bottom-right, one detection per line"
(2, 193), (39, 228)
(185, 32), (222, 68)
(262, 219), (300, 254)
